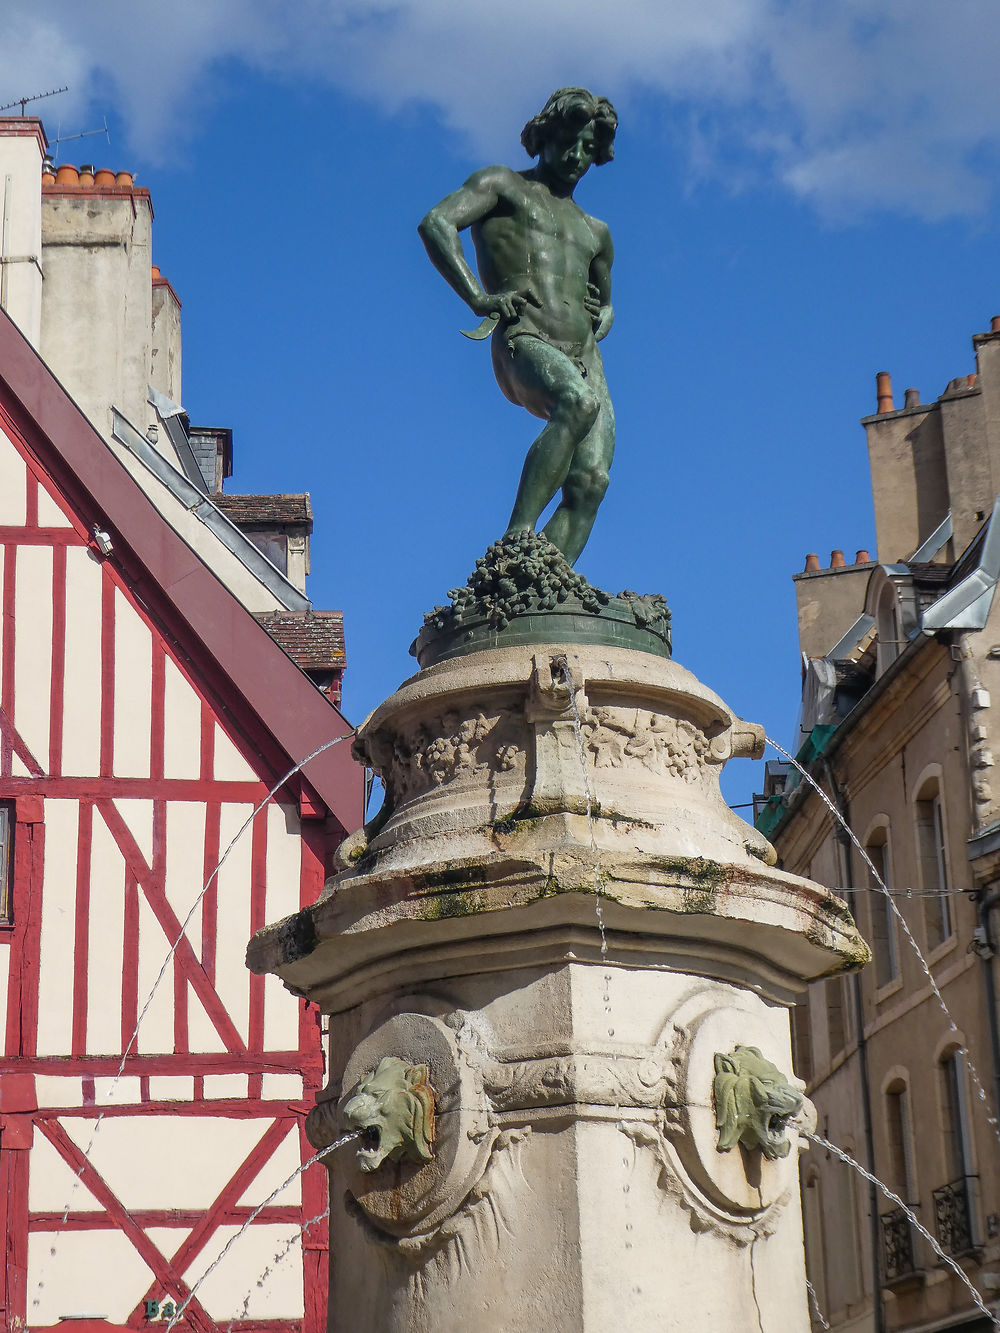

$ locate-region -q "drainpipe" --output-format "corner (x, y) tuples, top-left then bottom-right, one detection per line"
(823, 758), (887, 1333)
(976, 885), (1000, 1127)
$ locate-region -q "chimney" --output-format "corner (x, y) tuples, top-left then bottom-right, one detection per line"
(855, 549), (871, 564)
(876, 371), (894, 414)
(830, 549), (846, 568)
(804, 553), (820, 572)
(39, 158), (156, 440)
(991, 316), (1000, 333)
(0, 118), (46, 348)
(903, 387), (920, 409)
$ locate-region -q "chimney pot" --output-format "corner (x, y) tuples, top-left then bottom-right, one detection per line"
(54, 164), (79, 186)
(78, 165), (94, 186)
(855, 549), (871, 564)
(992, 316), (1000, 333)
(94, 168), (115, 186)
(830, 549), (845, 568)
(115, 170), (133, 188)
(151, 265), (161, 280)
(804, 553), (820, 572)
(876, 371), (894, 414)
(904, 387), (920, 409)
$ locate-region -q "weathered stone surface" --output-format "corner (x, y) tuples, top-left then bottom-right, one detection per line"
(248, 641), (868, 1332)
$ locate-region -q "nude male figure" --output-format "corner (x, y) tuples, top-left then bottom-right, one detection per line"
(418, 87), (617, 566)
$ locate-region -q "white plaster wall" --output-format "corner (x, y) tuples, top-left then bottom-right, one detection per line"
(14, 542), (53, 766)
(36, 798), (78, 1056)
(261, 1072), (303, 1101)
(147, 1076), (194, 1101)
(61, 1114), (267, 1211)
(28, 1229), (153, 1324)
(213, 724), (257, 782)
(86, 810), (126, 1055)
(0, 939), (9, 1049)
(236, 1123), (301, 1206)
(28, 1124), (98, 1213)
(61, 544), (103, 777)
(0, 426), (26, 524)
(162, 656), (201, 780)
(35, 1075), (85, 1108)
(113, 797), (153, 865)
(113, 587), (152, 778)
(36, 485), (71, 527)
(212, 802), (254, 1046)
(183, 1224), (304, 1319)
(164, 800), (206, 954)
(264, 803), (301, 1050)
(135, 893), (176, 1055)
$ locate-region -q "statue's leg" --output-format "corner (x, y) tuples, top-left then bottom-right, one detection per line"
(495, 338), (600, 539)
(543, 361), (614, 565)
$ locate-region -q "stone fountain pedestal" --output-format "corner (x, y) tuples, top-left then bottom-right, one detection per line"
(248, 641), (868, 1332)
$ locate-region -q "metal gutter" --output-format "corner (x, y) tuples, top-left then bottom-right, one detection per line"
(921, 496), (1000, 633)
(111, 408), (310, 612)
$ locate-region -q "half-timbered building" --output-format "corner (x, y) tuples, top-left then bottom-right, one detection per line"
(0, 120), (363, 1333)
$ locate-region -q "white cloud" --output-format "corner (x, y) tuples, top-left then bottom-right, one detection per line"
(2, 0), (999, 220)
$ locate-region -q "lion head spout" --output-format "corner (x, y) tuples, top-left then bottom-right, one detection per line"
(342, 1056), (436, 1173)
(713, 1046), (803, 1160)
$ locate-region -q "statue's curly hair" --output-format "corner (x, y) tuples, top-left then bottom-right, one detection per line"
(521, 87), (617, 165)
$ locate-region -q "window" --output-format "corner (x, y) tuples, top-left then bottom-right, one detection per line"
(876, 585), (903, 674)
(915, 783), (953, 949)
(826, 977), (848, 1059)
(803, 1173), (828, 1314)
(886, 1080), (917, 1203)
(866, 831), (899, 988)
(792, 1000), (813, 1086)
(0, 803), (12, 923)
(940, 1051), (972, 1183)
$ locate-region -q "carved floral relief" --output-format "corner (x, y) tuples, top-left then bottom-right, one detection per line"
(578, 707), (711, 782)
(359, 711), (523, 804)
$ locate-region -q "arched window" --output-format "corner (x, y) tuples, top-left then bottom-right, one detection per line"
(865, 826), (899, 988)
(914, 779), (953, 950)
(885, 1079), (916, 1203)
(936, 1049), (977, 1254)
(802, 1171), (828, 1315)
(792, 999), (813, 1086)
(876, 584), (903, 674)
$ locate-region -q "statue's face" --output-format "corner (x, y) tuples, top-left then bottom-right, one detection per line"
(540, 121), (598, 188)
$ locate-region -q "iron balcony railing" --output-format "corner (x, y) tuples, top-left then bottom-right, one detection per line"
(932, 1175), (978, 1256)
(881, 1206), (918, 1281)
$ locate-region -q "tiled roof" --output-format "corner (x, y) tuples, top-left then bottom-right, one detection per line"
(215, 493), (313, 527)
(253, 610), (345, 669)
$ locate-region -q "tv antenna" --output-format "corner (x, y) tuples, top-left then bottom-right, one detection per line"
(51, 117), (111, 154)
(0, 85), (69, 117)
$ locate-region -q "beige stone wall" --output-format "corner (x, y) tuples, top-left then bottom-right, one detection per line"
(774, 634), (1000, 1331)
(794, 563), (873, 660)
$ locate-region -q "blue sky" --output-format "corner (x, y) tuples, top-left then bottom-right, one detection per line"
(5, 2), (1000, 810)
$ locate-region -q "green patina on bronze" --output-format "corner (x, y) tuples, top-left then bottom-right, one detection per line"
(343, 1057), (436, 1173)
(419, 88), (618, 568)
(713, 1046), (804, 1160)
(413, 530), (671, 667)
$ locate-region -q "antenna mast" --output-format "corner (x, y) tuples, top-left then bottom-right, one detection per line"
(0, 86), (69, 117)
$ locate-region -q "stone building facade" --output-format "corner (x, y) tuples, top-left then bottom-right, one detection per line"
(756, 318), (1000, 1332)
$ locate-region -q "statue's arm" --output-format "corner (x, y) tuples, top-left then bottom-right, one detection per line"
(418, 168), (533, 322)
(589, 220), (615, 342)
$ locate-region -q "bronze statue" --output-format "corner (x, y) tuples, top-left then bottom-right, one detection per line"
(419, 88), (617, 565)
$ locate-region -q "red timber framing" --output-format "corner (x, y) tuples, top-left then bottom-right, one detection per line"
(0, 308), (363, 1331)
